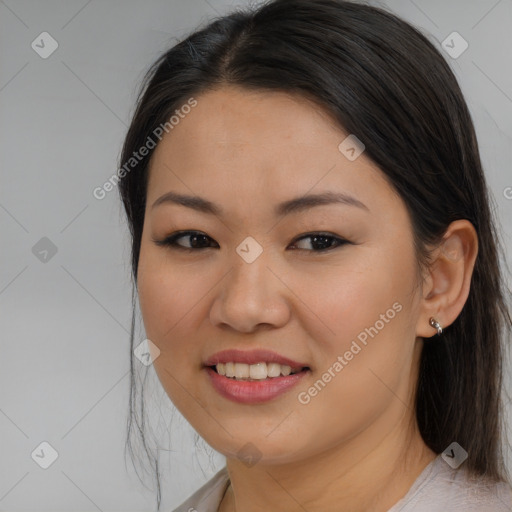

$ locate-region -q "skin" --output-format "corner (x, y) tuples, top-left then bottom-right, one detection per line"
(136, 85), (478, 512)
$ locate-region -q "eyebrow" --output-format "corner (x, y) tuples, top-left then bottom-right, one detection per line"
(151, 190), (370, 216)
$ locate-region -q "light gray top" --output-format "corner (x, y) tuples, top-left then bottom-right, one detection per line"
(172, 454), (512, 511)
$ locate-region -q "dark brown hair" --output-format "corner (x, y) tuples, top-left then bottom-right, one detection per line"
(118, 0), (512, 508)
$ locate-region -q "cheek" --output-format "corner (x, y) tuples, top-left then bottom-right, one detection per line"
(137, 251), (168, 340)
(136, 250), (203, 411)
(300, 247), (414, 354)
(326, 247), (415, 390)
(304, 241), (419, 393)
(136, 245), (213, 368)
(137, 244), (191, 339)
(136, 246), (186, 372)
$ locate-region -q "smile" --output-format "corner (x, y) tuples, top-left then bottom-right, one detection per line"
(205, 365), (310, 404)
(213, 361), (304, 380)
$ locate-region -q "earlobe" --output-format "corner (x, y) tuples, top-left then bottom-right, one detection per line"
(416, 219), (478, 339)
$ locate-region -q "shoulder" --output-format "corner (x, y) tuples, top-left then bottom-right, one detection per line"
(171, 466), (230, 512)
(453, 470), (512, 511)
(390, 455), (512, 512)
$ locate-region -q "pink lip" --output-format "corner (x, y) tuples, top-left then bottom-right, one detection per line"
(205, 366), (311, 404)
(203, 349), (308, 370)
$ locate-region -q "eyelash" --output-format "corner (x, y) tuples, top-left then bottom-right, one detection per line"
(153, 231), (350, 253)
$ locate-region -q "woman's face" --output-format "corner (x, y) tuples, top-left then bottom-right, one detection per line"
(137, 85), (426, 464)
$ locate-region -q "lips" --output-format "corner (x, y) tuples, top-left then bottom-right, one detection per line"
(203, 348), (310, 372)
(205, 366), (311, 404)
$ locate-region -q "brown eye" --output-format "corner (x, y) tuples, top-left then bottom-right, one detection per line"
(289, 233), (349, 252)
(153, 231), (218, 251)
(153, 231), (350, 253)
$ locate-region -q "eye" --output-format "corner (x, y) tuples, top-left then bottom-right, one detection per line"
(289, 232), (349, 252)
(153, 230), (349, 252)
(153, 231), (218, 251)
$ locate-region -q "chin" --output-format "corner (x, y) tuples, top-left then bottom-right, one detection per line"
(200, 430), (309, 466)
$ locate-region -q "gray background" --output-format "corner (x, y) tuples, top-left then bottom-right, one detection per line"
(1, 0), (511, 510)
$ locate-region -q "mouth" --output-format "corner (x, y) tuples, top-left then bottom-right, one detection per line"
(204, 363), (311, 404)
(203, 349), (311, 402)
(207, 362), (310, 381)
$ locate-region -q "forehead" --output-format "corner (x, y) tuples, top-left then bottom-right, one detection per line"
(151, 86), (345, 160)
(146, 86), (400, 222)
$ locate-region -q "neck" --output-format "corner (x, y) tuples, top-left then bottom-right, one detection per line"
(219, 408), (437, 512)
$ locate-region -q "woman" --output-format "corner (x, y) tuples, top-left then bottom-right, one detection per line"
(119, 0), (512, 510)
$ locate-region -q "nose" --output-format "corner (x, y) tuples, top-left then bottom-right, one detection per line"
(209, 251), (291, 333)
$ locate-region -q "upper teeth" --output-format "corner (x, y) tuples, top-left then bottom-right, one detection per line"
(215, 362), (302, 379)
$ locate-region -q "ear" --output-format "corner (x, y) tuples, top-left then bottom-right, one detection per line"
(416, 219), (478, 338)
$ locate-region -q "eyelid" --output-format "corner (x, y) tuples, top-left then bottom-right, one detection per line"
(291, 232), (350, 250)
(152, 230), (217, 249)
(153, 230), (350, 252)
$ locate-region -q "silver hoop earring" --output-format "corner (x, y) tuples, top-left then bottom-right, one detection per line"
(429, 317), (443, 336)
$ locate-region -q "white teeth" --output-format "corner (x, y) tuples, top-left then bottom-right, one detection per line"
(235, 363), (249, 379)
(224, 362), (234, 377)
(266, 362), (281, 378)
(249, 362), (267, 379)
(214, 362), (301, 379)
